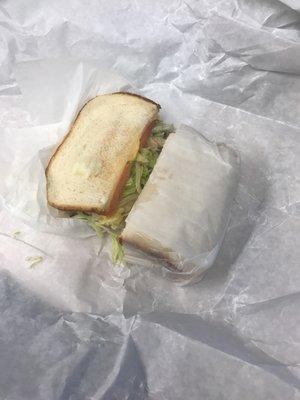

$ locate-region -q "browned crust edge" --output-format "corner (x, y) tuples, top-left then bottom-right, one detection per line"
(47, 200), (104, 214)
(46, 92), (160, 214)
(45, 97), (95, 208)
(112, 92), (161, 109)
(104, 119), (156, 216)
(120, 235), (180, 272)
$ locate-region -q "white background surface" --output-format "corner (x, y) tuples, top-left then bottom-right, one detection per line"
(0, 1), (300, 399)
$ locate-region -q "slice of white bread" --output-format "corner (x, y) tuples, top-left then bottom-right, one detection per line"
(121, 126), (240, 273)
(46, 92), (160, 214)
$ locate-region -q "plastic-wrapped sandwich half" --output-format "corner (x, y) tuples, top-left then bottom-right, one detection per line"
(121, 126), (240, 283)
(46, 93), (240, 284)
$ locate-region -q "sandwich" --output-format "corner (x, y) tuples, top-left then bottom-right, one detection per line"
(46, 92), (239, 274)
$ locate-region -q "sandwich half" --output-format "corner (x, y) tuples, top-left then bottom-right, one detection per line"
(46, 92), (160, 214)
(121, 126), (240, 273)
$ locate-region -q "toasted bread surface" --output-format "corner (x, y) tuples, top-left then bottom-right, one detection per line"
(46, 93), (160, 213)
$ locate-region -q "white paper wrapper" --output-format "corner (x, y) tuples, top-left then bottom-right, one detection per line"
(3, 58), (240, 285)
(0, 1), (300, 399)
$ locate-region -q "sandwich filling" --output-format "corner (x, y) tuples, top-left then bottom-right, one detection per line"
(104, 119), (155, 216)
(76, 120), (174, 262)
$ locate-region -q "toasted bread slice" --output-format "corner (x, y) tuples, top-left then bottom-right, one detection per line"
(46, 92), (160, 214)
(121, 126), (240, 273)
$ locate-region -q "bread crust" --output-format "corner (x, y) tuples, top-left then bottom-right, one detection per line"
(120, 235), (179, 271)
(46, 93), (160, 214)
(45, 96), (96, 201)
(47, 200), (104, 214)
(120, 233), (180, 272)
(112, 92), (161, 109)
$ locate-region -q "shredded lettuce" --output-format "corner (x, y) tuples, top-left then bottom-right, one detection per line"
(76, 120), (174, 263)
(12, 230), (21, 238)
(25, 255), (44, 269)
(111, 232), (125, 263)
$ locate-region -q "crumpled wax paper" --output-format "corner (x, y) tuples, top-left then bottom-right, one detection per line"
(0, 1), (300, 399)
